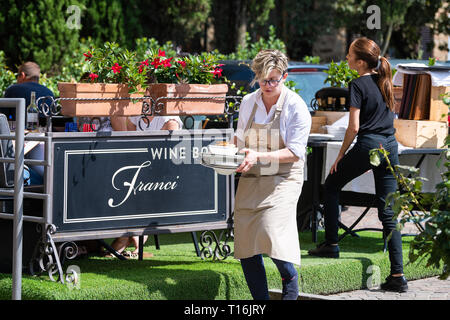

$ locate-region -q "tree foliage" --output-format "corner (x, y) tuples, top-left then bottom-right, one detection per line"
(211, 0), (275, 54)
(390, 1), (450, 58)
(129, 0), (211, 52)
(333, 0), (449, 57)
(0, 0), (82, 72)
(80, 0), (125, 46)
(272, 0), (335, 60)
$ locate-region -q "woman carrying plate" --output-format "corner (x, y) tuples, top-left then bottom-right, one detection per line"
(233, 49), (311, 300)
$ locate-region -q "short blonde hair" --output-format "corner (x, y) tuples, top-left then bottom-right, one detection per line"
(250, 50), (288, 87)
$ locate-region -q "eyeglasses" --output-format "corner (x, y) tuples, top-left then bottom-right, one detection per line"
(259, 74), (285, 87)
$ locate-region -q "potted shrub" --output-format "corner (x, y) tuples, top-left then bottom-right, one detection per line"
(58, 42), (228, 117)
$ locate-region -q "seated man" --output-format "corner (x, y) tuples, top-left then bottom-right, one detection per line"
(3, 62), (53, 185)
(105, 115), (182, 258)
(3, 61), (54, 127)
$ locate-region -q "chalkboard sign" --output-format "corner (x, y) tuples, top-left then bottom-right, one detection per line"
(50, 130), (232, 232)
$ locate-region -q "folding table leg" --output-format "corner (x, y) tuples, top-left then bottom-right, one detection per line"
(337, 205), (372, 242)
(97, 239), (127, 260)
(138, 236), (144, 260)
(191, 232), (201, 257)
(154, 235), (160, 250)
(338, 221), (360, 238)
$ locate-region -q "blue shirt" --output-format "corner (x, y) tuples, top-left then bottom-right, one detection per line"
(3, 82), (54, 121)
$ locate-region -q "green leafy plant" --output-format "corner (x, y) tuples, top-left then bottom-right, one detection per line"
(442, 92), (450, 108)
(81, 42), (147, 93)
(226, 25), (287, 60)
(0, 51), (16, 95)
(369, 136), (450, 280)
(303, 56), (321, 65)
(285, 80), (300, 94)
(324, 61), (359, 88)
(134, 38), (177, 62)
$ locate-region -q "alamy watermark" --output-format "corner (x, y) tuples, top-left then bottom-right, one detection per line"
(366, 264), (381, 289)
(65, 265), (81, 290)
(366, 5), (381, 30)
(66, 5), (82, 30)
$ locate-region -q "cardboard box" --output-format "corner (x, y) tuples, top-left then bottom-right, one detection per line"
(314, 111), (348, 125)
(393, 86), (403, 115)
(429, 86), (450, 122)
(311, 116), (327, 133)
(393, 83), (449, 122)
(394, 119), (448, 148)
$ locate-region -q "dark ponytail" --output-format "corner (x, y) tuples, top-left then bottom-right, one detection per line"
(351, 37), (395, 111)
(376, 56), (394, 112)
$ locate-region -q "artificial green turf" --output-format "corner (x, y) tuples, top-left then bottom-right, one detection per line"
(0, 230), (443, 300)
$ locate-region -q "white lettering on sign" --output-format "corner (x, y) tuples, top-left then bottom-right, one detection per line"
(150, 147), (187, 160)
(107, 160), (180, 208)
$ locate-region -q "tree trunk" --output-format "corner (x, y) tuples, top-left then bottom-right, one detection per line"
(235, 0), (248, 48)
(381, 21), (394, 56)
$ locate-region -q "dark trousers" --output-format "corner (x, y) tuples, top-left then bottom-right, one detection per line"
(240, 254), (298, 300)
(323, 133), (404, 275)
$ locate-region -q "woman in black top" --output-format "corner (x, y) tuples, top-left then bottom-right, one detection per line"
(308, 37), (408, 292)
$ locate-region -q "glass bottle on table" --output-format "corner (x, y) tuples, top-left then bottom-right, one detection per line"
(26, 91), (40, 132)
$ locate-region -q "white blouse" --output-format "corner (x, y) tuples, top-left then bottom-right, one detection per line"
(235, 86), (311, 161)
(129, 116), (183, 131)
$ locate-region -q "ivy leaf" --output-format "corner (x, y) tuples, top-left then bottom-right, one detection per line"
(369, 150), (381, 166)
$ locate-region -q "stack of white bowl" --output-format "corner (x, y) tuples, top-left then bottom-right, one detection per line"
(202, 142), (244, 175)
(324, 125), (347, 140)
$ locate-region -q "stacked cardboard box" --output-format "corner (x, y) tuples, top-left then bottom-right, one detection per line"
(393, 74), (448, 148)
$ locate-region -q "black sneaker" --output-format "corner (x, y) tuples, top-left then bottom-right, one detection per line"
(380, 275), (408, 293)
(308, 242), (340, 258)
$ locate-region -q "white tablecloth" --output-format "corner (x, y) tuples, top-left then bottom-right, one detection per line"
(392, 63), (450, 87)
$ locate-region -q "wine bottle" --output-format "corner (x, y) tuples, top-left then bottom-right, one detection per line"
(26, 91), (39, 131)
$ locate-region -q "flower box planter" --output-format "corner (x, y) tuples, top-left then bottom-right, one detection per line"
(57, 82), (145, 117)
(147, 83), (228, 116)
(58, 82), (229, 117)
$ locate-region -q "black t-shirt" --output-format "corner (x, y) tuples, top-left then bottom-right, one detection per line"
(3, 82), (54, 123)
(349, 74), (395, 136)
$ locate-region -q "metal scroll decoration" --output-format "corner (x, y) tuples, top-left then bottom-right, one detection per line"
(199, 212), (234, 261)
(29, 224), (79, 284)
(199, 229), (234, 260)
(36, 94), (243, 132)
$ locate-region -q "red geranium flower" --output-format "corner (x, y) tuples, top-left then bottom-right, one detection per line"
(88, 73), (98, 81)
(83, 51), (92, 61)
(210, 68), (223, 77)
(177, 60), (187, 68)
(162, 57), (173, 68)
(151, 58), (161, 69)
(158, 49), (166, 57)
(111, 63), (123, 74)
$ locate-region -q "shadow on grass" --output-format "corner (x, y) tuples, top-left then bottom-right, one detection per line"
(70, 257), (235, 300)
(299, 230), (395, 290)
(300, 230), (388, 254)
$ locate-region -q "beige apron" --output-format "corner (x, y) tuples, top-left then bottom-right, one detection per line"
(234, 90), (304, 265)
